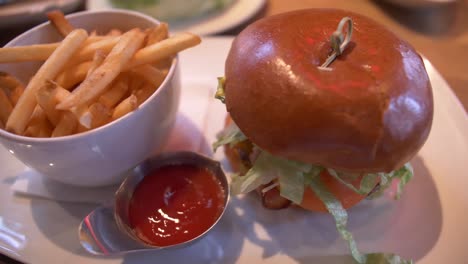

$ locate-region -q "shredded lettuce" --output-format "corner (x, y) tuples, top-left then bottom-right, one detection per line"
(367, 163), (414, 200)
(307, 173), (413, 264)
(212, 122), (247, 152)
(215, 76), (226, 103)
(230, 151), (312, 202)
(327, 169), (380, 196)
(308, 173), (366, 263)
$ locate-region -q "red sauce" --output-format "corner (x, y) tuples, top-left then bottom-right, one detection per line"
(128, 164), (226, 247)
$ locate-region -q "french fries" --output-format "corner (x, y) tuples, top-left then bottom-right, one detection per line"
(99, 76), (129, 108)
(0, 89), (13, 124)
(52, 112), (77, 137)
(86, 50), (106, 78)
(9, 85), (24, 106)
(57, 29), (145, 110)
(47, 10), (75, 37)
(127, 33), (201, 69)
(146, 23), (168, 46)
(5, 29), (88, 134)
(0, 10), (201, 138)
(56, 61), (91, 89)
(112, 94), (137, 120)
(131, 65), (167, 87)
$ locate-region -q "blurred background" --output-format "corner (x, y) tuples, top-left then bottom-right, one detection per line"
(0, 0), (467, 112)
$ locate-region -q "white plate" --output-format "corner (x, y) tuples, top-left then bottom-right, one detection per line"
(0, 0), (82, 28)
(86, 0), (266, 36)
(0, 37), (468, 263)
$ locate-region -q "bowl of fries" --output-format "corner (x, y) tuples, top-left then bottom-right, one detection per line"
(0, 10), (201, 186)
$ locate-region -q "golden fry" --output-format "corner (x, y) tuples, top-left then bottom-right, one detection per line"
(27, 106), (46, 127)
(99, 76), (129, 108)
(51, 112), (77, 137)
(133, 82), (155, 105)
(9, 85), (24, 106)
(112, 94), (137, 120)
(57, 29), (145, 110)
(131, 64), (167, 87)
(55, 60), (91, 90)
(36, 81), (64, 125)
(86, 50), (106, 78)
(128, 73), (145, 91)
(127, 33), (201, 69)
(0, 44), (58, 63)
(0, 71), (23, 91)
(79, 102), (111, 129)
(6, 29), (88, 134)
(145, 23), (168, 46)
(107, 29), (122, 37)
(0, 89), (13, 124)
(72, 36), (119, 63)
(46, 10), (75, 37)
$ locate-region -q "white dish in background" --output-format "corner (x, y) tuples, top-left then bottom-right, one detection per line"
(381, 0), (457, 7)
(0, 0), (82, 28)
(86, 0), (266, 35)
(0, 37), (467, 263)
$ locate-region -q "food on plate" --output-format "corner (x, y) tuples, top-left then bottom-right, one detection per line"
(128, 163), (226, 246)
(0, 10), (201, 137)
(213, 9), (433, 264)
(110, 0), (234, 22)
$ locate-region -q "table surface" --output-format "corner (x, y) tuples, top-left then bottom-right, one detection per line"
(233, 0), (468, 112)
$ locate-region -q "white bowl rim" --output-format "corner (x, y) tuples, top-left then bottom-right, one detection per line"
(0, 9), (179, 145)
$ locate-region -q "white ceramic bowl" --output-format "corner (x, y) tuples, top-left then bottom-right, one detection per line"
(0, 10), (181, 187)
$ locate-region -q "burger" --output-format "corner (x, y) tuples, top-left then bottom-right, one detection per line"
(213, 9), (433, 264)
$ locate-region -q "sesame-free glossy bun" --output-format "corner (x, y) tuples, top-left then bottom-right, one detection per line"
(224, 9), (433, 173)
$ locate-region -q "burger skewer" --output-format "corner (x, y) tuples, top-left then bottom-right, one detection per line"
(318, 16), (353, 70)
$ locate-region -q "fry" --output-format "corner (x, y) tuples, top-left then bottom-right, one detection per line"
(57, 29), (145, 110)
(0, 71), (23, 91)
(145, 23), (168, 46)
(131, 64), (167, 87)
(55, 61), (91, 89)
(24, 125), (40, 137)
(0, 120), (4, 130)
(99, 76), (129, 108)
(133, 82), (155, 105)
(127, 33), (201, 69)
(79, 102), (111, 129)
(27, 106), (47, 127)
(0, 37), (110, 63)
(72, 36), (119, 63)
(47, 10), (75, 37)
(87, 50), (106, 78)
(112, 94), (137, 120)
(107, 29), (122, 37)
(6, 29), (88, 134)
(9, 85), (24, 106)
(37, 122), (53, 137)
(51, 112), (77, 137)
(0, 89), (13, 124)
(36, 81), (67, 125)
(128, 74), (145, 91)
(0, 44), (58, 63)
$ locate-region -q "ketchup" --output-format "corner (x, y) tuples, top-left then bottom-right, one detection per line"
(128, 164), (226, 247)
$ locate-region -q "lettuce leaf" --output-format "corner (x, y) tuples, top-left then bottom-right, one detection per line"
(215, 76), (226, 103)
(307, 173), (413, 264)
(327, 169), (380, 195)
(212, 122), (247, 152)
(367, 163), (414, 200)
(230, 151), (313, 202)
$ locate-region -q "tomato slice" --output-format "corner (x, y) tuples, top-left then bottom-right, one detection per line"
(299, 170), (370, 212)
